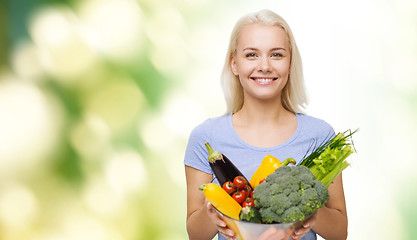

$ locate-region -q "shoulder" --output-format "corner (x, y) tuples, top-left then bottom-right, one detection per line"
(297, 113), (335, 140)
(189, 114), (229, 135)
(184, 114), (231, 174)
(298, 113), (333, 130)
(187, 114), (230, 143)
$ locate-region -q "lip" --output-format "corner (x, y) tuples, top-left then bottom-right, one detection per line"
(250, 77), (278, 85)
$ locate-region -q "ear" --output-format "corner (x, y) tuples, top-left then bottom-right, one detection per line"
(231, 56), (238, 76)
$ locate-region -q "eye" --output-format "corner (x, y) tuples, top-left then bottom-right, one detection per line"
(245, 53), (257, 58)
(271, 52), (283, 58)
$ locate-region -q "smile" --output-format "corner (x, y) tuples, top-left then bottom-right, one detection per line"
(250, 77), (278, 85)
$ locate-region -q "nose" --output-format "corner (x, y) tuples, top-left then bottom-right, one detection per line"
(258, 56), (272, 73)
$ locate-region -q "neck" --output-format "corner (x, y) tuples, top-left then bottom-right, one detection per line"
(234, 96), (293, 126)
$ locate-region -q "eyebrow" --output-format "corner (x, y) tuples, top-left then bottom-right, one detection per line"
(242, 47), (287, 52)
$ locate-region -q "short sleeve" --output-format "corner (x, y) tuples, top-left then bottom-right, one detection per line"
(315, 120), (336, 145)
(184, 119), (213, 174)
(298, 114), (336, 156)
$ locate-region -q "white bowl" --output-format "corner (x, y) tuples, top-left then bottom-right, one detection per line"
(215, 208), (302, 240)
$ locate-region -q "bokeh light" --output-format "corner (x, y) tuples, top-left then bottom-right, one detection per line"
(0, 184), (39, 228)
(104, 149), (147, 196)
(1, 0), (417, 239)
(0, 78), (60, 178)
(78, 0), (144, 61)
(11, 41), (44, 80)
(29, 6), (98, 80)
(83, 78), (145, 133)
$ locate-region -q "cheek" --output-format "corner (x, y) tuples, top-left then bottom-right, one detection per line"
(285, 59), (291, 72)
(236, 61), (256, 76)
(277, 61), (291, 76)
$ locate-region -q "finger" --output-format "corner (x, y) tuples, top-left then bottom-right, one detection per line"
(292, 226), (308, 239)
(206, 201), (214, 211)
(293, 212), (318, 239)
(303, 211), (318, 227)
(215, 218), (227, 228)
(218, 226), (235, 239)
(206, 202), (227, 227)
(206, 202), (220, 217)
(207, 202), (223, 217)
(292, 228), (309, 240)
(206, 202), (235, 238)
(291, 231), (302, 240)
(302, 218), (313, 228)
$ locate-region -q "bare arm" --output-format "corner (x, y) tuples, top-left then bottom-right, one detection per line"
(313, 173), (348, 240)
(185, 165), (222, 240)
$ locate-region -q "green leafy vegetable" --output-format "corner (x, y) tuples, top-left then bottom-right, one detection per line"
(299, 129), (358, 187)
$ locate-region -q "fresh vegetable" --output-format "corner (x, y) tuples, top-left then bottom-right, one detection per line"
(222, 181), (236, 194)
(242, 197), (254, 207)
(205, 142), (252, 189)
(240, 185), (251, 197)
(239, 206), (262, 223)
(233, 176), (248, 190)
(232, 190), (247, 204)
(199, 183), (242, 220)
(250, 155), (296, 188)
(220, 174), (255, 207)
(298, 129), (357, 187)
(253, 165), (329, 223)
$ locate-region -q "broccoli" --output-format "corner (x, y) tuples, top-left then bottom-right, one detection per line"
(298, 188), (322, 215)
(239, 206), (262, 223)
(281, 206), (304, 223)
(314, 179), (330, 204)
(253, 165), (329, 223)
(259, 207), (282, 223)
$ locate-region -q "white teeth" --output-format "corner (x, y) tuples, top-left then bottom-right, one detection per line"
(255, 78), (274, 83)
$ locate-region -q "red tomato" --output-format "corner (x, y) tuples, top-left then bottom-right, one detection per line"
(249, 191), (254, 198)
(232, 190), (247, 204)
(233, 176), (248, 190)
(241, 185), (251, 196)
(242, 197), (254, 207)
(222, 181), (236, 195)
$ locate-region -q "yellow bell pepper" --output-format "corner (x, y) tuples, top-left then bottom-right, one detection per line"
(250, 155), (296, 188)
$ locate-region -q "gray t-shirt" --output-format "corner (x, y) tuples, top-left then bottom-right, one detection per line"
(184, 113), (335, 240)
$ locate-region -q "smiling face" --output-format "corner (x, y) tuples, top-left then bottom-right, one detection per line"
(231, 23), (291, 103)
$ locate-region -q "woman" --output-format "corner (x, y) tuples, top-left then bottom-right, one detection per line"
(184, 9), (348, 240)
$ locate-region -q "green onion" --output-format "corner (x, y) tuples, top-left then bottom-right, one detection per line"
(298, 129), (358, 187)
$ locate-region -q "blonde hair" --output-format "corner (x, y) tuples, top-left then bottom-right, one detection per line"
(221, 9), (308, 114)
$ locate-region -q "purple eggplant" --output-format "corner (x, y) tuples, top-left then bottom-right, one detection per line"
(205, 142), (252, 190)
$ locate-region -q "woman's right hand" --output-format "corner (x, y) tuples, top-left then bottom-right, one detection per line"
(206, 201), (236, 240)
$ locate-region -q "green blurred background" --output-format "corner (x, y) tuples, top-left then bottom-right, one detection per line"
(1, 0), (416, 239)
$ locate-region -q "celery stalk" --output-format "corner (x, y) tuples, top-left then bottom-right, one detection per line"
(298, 129), (357, 187)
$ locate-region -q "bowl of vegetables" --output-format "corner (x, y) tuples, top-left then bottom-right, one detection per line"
(200, 166), (322, 240)
(206, 164), (323, 240)
(202, 131), (356, 240)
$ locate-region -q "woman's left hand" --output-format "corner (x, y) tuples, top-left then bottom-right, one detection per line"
(291, 211), (318, 240)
